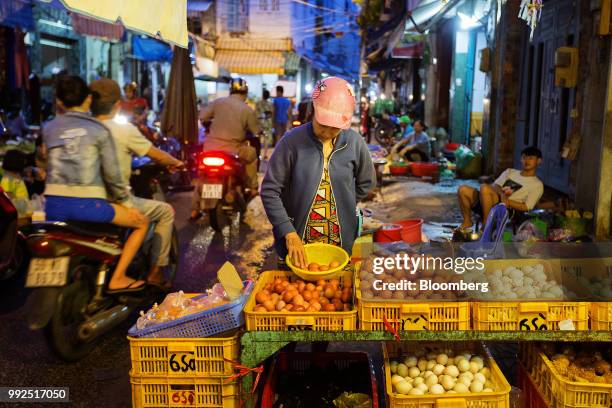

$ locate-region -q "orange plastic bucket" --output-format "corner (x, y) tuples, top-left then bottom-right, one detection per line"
(373, 224), (403, 242)
(398, 219), (423, 243)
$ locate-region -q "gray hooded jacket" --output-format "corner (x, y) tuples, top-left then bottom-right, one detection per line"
(260, 122), (376, 258)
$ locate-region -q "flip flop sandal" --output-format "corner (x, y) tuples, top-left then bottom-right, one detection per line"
(107, 280), (146, 294)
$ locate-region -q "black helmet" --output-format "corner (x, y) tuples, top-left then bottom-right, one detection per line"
(230, 78), (248, 95)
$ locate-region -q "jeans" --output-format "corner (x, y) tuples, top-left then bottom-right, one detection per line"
(132, 196), (175, 267)
(273, 122), (288, 145)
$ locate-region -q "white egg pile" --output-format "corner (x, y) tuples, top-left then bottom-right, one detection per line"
(576, 276), (612, 298)
(389, 350), (495, 396)
(465, 264), (576, 300)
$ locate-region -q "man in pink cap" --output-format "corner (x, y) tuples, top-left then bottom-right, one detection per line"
(261, 76), (376, 267)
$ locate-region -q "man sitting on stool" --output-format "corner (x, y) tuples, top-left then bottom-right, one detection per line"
(457, 146), (544, 231)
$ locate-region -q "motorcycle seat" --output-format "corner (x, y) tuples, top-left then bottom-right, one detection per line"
(34, 220), (126, 239)
(65, 221), (126, 238)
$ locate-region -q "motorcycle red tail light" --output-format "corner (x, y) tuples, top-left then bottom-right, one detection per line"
(27, 236), (72, 257)
(202, 157), (225, 166)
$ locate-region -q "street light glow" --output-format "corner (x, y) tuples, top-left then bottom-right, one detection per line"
(305, 83), (313, 93)
(458, 12), (480, 30)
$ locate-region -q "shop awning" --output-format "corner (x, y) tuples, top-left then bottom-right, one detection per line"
(70, 13), (124, 41)
(404, 0), (464, 32)
(58, 0), (189, 47)
(215, 50), (286, 75)
(392, 41), (425, 58)
(214, 37), (292, 75)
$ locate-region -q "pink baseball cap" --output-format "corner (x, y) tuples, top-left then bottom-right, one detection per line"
(311, 77), (356, 130)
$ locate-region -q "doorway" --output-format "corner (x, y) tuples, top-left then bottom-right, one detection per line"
(515, 0), (576, 193)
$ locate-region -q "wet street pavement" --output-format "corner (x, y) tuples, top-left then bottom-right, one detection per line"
(0, 191), (274, 408)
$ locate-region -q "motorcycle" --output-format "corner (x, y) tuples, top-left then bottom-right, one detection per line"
(23, 165), (179, 361)
(195, 149), (252, 232)
(0, 187), (27, 281)
(373, 115), (403, 148)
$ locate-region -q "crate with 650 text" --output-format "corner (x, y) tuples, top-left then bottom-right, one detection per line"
(128, 331), (240, 378)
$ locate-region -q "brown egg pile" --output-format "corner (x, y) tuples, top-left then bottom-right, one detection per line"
(546, 345), (612, 384)
(306, 261), (341, 272)
(359, 254), (466, 301)
(252, 277), (352, 312)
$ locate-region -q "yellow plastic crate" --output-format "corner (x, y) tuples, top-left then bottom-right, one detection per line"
(244, 270), (357, 331)
(557, 257), (612, 330)
(525, 346), (612, 408)
(472, 259), (590, 331)
(128, 332), (240, 378)
(383, 342), (511, 408)
(591, 302), (612, 331)
(131, 373), (240, 408)
(354, 264), (470, 331)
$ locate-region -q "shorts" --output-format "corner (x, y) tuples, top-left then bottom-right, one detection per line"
(45, 196), (116, 223)
(471, 189), (502, 217)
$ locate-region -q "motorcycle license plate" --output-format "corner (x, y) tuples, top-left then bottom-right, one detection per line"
(25, 257), (70, 288)
(201, 184), (223, 199)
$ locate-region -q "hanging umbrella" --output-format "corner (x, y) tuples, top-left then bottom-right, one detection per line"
(160, 46), (198, 190)
(161, 45), (198, 145)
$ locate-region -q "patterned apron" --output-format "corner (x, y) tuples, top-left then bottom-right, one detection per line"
(305, 167), (341, 246)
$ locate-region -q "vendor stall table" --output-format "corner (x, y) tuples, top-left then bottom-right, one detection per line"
(239, 331), (612, 408)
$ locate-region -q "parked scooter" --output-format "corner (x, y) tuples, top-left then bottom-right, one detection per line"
(0, 187), (27, 281)
(23, 166), (179, 361)
(373, 115), (402, 148)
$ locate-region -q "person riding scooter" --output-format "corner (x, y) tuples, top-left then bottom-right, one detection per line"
(43, 75), (149, 294)
(191, 78), (261, 220)
(90, 78), (184, 289)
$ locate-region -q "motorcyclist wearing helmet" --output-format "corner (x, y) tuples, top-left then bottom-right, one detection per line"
(261, 77), (376, 268)
(192, 78), (261, 219)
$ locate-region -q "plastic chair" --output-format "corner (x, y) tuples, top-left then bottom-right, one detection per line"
(459, 204), (509, 259)
(479, 203), (510, 244)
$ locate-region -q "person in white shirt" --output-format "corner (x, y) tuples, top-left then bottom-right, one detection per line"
(90, 78), (184, 288)
(457, 146), (544, 231)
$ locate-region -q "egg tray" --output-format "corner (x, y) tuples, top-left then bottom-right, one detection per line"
(471, 259), (591, 331)
(522, 344), (612, 408)
(556, 257), (612, 330)
(243, 270), (357, 331)
(383, 341), (511, 408)
(354, 262), (471, 331)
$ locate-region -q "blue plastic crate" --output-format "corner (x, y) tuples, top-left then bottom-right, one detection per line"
(128, 280), (254, 338)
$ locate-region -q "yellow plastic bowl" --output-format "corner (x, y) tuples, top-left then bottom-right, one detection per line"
(286, 243), (350, 281)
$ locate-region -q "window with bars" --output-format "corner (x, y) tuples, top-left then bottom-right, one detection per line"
(226, 0), (248, 32)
